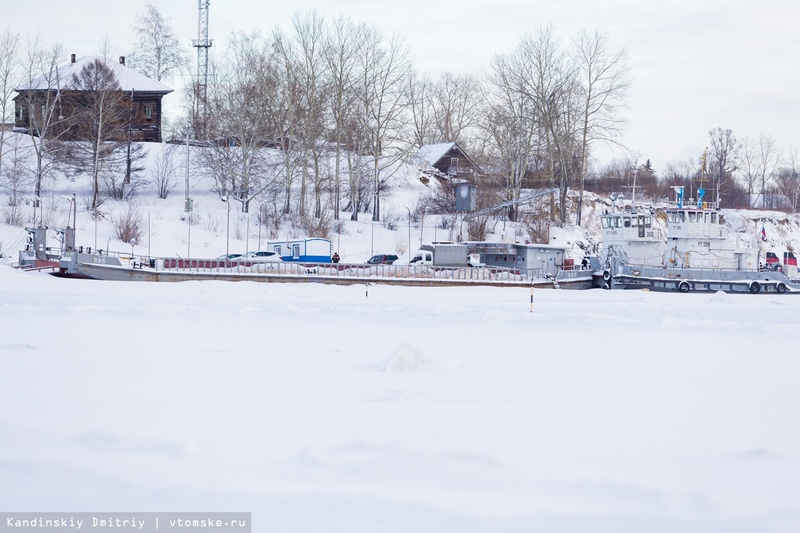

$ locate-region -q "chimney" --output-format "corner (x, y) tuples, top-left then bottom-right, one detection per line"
(70, 53), (76, 64)
(119, 56), (126, 66)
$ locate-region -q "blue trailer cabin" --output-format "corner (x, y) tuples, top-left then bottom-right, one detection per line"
(267, 238), (333, 263)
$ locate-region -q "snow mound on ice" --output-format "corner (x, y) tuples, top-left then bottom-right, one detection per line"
(381, 343), (426, 373)
(710, 290), (729, 303)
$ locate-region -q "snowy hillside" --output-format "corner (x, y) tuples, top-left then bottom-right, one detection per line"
(2, 133), (800, 265)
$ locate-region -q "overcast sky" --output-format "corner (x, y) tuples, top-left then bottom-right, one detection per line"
(6, 0), (799, 172)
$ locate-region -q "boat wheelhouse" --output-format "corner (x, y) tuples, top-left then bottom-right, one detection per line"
(600, 205), (666, 267)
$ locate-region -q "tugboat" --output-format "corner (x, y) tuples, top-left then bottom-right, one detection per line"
(603, 186), (799, 293)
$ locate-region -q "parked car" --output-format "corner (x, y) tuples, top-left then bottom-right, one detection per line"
(215, 253), (242, 261)
(233, 251), (282, 263)
(367, 254), (399, 265)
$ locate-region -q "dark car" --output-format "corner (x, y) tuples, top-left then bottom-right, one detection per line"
(367, 254), (399, 265)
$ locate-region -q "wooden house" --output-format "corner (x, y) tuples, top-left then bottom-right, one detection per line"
(415, 142), (483, 182)
(13, 55), (173, 142)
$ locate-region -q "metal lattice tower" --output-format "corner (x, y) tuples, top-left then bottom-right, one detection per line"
(192, 0), (212, 136)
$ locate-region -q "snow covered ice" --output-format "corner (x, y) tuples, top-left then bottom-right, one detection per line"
(2, 266), (800, 532)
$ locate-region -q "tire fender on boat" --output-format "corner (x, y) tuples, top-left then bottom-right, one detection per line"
(749, 281), (761, 294)
(678, 281), (690, 293)
(602, 270), (611, 282)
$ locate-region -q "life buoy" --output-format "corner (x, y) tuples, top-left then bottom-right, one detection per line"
(749, 281), (761, 294)
(775, 264), (783, 273)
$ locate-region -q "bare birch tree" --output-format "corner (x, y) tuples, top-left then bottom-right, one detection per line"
(407, 69), (436, 148)
(0, 28), (20, 185)
(291, 10), (329, 218)
(708, 127), (740, 203)
(431, 71), (482, 146)
(357, 29), (413, 222)
(201, 33), (279, 213)
(129, 3), (189, 82)
(324, 16), (366, 219)
(18, 39), (67, 207)
(572, 28), (630, 226)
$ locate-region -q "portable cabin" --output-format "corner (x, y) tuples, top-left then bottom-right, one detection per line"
(267, 238), (332, 263)
(469, 241), (573, 277)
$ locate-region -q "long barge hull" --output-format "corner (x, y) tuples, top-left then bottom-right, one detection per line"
(610, 266), (800, 294)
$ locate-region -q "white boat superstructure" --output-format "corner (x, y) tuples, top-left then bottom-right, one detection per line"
(600, 205), (666, 267)
(601, 187), (799, 294)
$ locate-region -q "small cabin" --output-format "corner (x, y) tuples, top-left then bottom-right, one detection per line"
(267, 238), (332, 263)
(415, 142), (483, 182)
(468, 241), (574, 277)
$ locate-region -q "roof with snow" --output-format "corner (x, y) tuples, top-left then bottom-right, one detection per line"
(15, 56), (173, 94)
(415, 142), (458, 167)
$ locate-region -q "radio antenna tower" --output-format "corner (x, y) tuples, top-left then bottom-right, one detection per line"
(192, 0), (212, 137)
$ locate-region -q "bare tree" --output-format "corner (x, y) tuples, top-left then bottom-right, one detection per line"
(0, 28), (20, 183)
(738, 136), (760, 207)
(129, 3), (189, 82)
(573, 28), (630, 226)
(431, 71), (482, 146)
(150, 143), (179, 199)
(407, 69), (436, 148)
(776, 147), (800, 212)
(200, 33), (281, 213)
(756, 134), (782, 209)
(357, 28), (413, 222)
(708, 127), (740, 204)
(66, 58), (135, 208)
(17, 39), (67, 207)
(291, 10), (329, 218)
(271, 26), (303, 215)
(324, 16), (366, 219)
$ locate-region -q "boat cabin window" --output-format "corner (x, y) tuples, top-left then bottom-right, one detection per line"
(711, 213), (717, 224)
(689, 212), (696, 223)
(624, 217), (631, 228)
(601, 217), (609, 229)
(679, 211), (686, 222)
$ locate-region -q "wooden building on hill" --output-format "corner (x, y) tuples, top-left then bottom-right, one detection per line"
(13, 55), (173, 142)
(415, 142), (483, 182)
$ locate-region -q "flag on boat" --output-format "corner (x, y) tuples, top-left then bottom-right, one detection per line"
(784, 252), (798, 266)
(761, 226), (767, 241)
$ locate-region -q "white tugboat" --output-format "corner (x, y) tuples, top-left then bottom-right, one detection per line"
(605, 186), (799, 293)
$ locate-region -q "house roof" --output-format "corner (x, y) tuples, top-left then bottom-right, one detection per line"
(415, 142), (458, 167)
(415, 141), (483, 175)
(15, 56), (173, 94)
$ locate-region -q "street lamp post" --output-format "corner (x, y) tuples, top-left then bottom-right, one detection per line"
(222, 195), (231, 265)
(405, 206), (412, 263)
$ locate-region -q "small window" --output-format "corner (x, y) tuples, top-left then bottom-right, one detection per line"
(623, 217), (631, 228)
(292, 244), (300, 258)
(711, 213), (717, 224)
(143, 104), (153, 119)
(689, 212), (696, 222)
